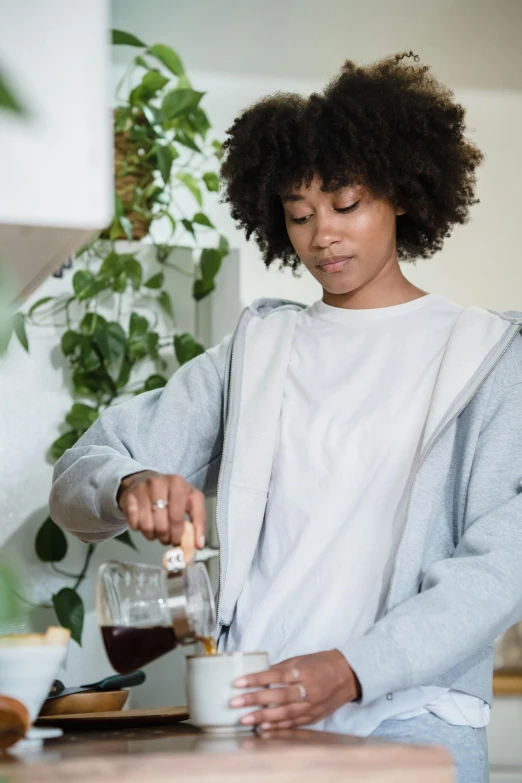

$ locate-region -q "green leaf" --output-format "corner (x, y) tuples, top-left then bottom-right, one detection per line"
(158, 290), (174, 319)
(111, 29), (145, 47)
(147, 332), (160, 359)
(79, 338), (102, 372)
(119, 216), (133, 242)
(174, 130), (200, 152)
(80, 313), (108, 334)
(124, 258), (143, 290)
(28, 296), (54, 316)
(73, 270), (107, 301)
(144, 272), (164, 289)
(73, 270), (94, 300)
(61, 330), (81, 356)
(181, 218), (195, 237)
(200, 248), (221, 281)
(148, 44), (184, 76)
(35, 517), (68, 562)
(114, 106), (132, 133)
(162, 89), (204, 121)
(156, 144), (174, 184)
(72, 369), (116, 399)
(129, 312), (148, 336)
(174, 333), (205, 366)
(193, 212), (214, 228)
(99, 251), (123, 278)
(203, 172), (219, 192)
(192, 107), (211, 139)
(50, 431), (81, 461)
(177, 172), (202, 206)
(94, 322), (127, 364)
(212, 139), (224, 159)
(13, 313), (28, 351)
(177, 75), (192, 90)
(115, 530), (137, 550)
(112, 271), (127, 293)
(116, 355), (133, 389)
(142, 70), (169, 93)
(65, 403), (99, 431)
(114, 193), (124, 218)
(193, 277), (215, 301)
(144, 374), (168, 391)
(52, 588), (84, 646)
(0, 68), (25, 115)
(218, 234), (230, 257)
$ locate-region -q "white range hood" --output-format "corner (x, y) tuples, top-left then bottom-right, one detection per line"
(0, 0), (112, 301)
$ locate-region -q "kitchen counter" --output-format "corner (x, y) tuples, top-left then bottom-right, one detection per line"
(0, 720), (453, 782)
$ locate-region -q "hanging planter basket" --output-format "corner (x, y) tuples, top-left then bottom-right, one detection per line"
(101, 110), (156, 241)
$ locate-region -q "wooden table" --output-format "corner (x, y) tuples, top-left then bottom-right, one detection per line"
(0, 720), (454, 782)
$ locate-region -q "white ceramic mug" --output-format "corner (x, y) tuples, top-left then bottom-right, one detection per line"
(185, 651), (269, 733)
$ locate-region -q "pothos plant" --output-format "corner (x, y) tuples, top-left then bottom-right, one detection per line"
(17, 30), (229, 645)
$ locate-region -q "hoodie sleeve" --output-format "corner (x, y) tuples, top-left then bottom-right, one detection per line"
(340, 378), (522, 705)
(49, 335), (231, 543)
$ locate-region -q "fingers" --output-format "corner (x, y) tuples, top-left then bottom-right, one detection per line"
(240, 700), (309, 727)
(186, 488), (206, 549)
(230, 684), (304, 709)
(148, 477), (171, 544)
(234, 666), (298, 690)
(118, 472), (206, 547)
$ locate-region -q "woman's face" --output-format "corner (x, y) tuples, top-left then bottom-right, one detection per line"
(281, 175), (405, 302)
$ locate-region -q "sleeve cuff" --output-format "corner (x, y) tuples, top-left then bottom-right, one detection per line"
(94, 458), (157, 528)
(339, 625), (412, 705)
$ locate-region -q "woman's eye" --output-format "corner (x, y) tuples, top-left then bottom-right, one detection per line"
(337, 201), (360, 213)
(289, 200), (360, 224)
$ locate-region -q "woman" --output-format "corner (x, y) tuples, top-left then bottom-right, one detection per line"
(50, 52), (522, 783)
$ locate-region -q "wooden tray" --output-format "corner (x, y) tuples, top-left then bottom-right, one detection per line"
(34, 705), (189, 730)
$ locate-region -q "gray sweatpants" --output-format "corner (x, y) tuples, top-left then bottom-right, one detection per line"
(370, 713), (489, 783)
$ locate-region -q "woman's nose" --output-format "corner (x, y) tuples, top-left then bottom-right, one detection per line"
(311, 217), (342, 250)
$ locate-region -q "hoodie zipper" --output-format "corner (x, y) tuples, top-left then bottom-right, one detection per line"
(383, 324), (522, 620)
(213, 308), (248, 635)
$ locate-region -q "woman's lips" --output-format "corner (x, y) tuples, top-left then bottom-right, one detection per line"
(317, 256), (353, 273)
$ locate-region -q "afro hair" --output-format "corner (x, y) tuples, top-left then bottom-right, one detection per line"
(220, 51), (484, 273)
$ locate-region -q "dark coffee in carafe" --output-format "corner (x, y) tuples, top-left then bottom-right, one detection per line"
(101, 625), (177, 674)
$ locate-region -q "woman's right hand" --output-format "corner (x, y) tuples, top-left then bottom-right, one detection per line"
(117, 470), (206, 549)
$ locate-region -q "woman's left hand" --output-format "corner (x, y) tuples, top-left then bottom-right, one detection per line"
(229, 649), (361, 730)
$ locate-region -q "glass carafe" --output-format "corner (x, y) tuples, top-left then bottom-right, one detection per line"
(96, 546), (216, 673)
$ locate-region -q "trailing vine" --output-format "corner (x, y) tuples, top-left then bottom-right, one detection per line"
(16, 29), (228, 644)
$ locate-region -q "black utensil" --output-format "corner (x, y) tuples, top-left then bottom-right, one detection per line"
(46, 670), (145, 700)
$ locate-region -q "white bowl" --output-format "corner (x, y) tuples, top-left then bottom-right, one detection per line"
(0, 645), (68, 722)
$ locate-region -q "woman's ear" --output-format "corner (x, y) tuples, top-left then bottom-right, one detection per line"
(396, 206), (406, 216)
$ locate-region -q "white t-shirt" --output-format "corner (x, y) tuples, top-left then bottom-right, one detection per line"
(225, 293), (490, 736)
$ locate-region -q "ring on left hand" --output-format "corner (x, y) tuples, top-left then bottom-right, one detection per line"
(297, 683), (307, 701)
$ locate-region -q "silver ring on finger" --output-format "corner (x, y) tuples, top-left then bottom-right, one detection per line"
(151, 498), (169, 510)
(297, 683), (307, 701)
(290, 667), (300, 681)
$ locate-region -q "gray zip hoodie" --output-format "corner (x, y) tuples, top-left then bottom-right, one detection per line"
(49, 297), (522, 707)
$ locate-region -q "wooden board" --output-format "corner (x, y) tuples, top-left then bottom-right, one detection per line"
(34, 705), (189, 730)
